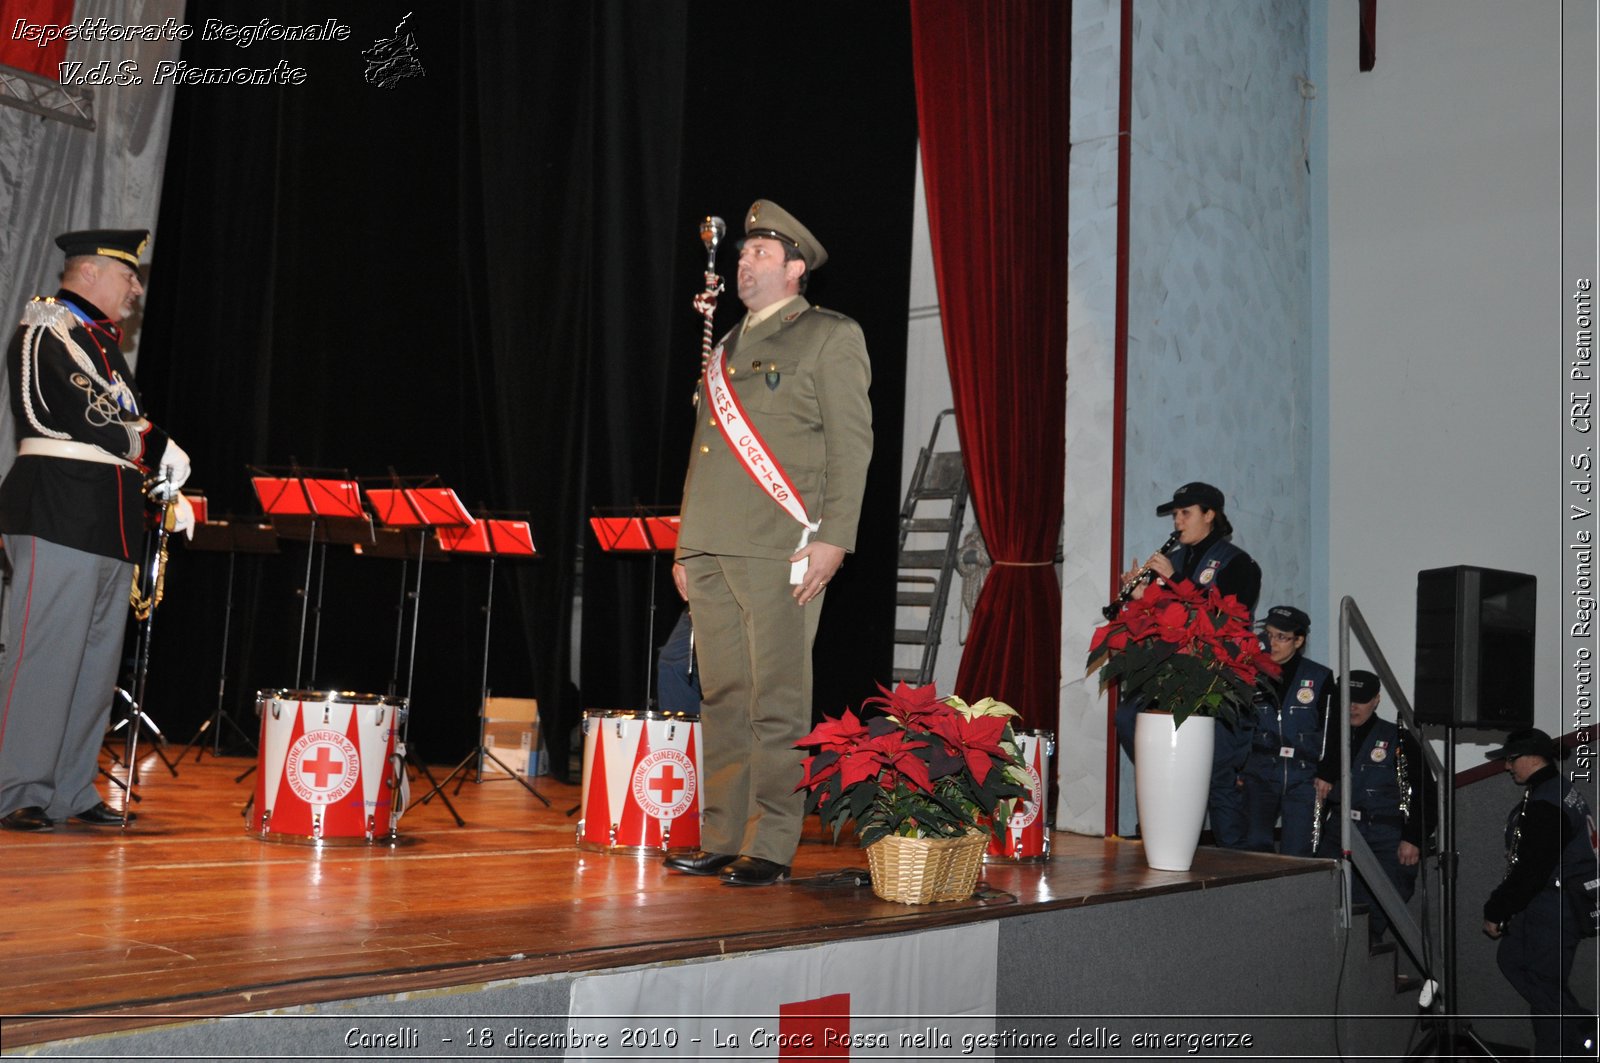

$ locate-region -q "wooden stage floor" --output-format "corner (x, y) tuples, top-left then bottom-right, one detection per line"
(0, 751), (1320, 1049)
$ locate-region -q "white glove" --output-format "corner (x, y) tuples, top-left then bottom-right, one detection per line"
(171, 492), (196, 540)
(156, 439), (191, 494)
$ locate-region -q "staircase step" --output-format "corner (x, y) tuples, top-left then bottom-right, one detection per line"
(901, 519), (954, 533)
(898, 550), (948, 570)
(890, 666), (922, 682)
(894, 629), (933, 644)
(1393, 973), (1421, 995)
(896, 591), (935, 607)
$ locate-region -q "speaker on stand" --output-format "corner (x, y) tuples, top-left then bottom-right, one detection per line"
(1408, 565), (1536, 1062)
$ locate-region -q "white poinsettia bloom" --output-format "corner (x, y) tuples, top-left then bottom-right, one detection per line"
(945, 695), (1020, 721)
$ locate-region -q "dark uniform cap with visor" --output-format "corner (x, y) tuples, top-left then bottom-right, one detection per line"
(1340, 669), (1381, 704)
(743, 200), (828, 273)
(1483, 728), (1557, 762)
(1156, 481), (1226, 516)
(1264, 605), (1310, 636)
(54, 229), (149, 272)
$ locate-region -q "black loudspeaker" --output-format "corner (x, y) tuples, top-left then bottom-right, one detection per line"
(1414, 566), (1536, 728)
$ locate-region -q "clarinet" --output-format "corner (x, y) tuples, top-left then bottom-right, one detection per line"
(1102, 531), (1181, 619)
(1311, 685), (1332, 852)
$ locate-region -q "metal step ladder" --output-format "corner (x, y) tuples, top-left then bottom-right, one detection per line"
(892, 409), (969, 684)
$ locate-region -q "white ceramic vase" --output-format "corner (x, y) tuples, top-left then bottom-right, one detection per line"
(1133, 710), (1215, 871)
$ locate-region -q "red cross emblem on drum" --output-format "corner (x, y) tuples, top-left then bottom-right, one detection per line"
(286, 729), (361, 805)
(631, 748), (697, 820)
(1008, 763), (1044, 830)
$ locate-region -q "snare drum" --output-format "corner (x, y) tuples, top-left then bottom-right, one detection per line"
(250, 690), (406, 843)
(986, 729), (1055, 862)
(577, 710), (702, 854)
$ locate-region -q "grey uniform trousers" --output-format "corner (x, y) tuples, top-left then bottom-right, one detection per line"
(0, 534), (131, 820)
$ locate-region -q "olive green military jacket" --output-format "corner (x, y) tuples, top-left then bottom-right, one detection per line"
(676, 297), (873, 561)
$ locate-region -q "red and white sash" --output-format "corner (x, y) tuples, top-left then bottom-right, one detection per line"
(704, 342), (818, 582)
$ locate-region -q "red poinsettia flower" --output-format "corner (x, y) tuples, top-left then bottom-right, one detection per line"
(862, 680), (947, 730)
(794, 681), (1030, 844)
(858, 729), (934, 793)
(1088, 580), (1283, 730)
(1212, 591), (1252, 624)
(1152, 600), (1192, 643)
(796, 707), (870, 752)
(1167, 579), (1205, 606)
(948, 713), (1011, 785)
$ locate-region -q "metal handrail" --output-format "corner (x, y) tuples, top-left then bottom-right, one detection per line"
(1335, 597), (1448, 989)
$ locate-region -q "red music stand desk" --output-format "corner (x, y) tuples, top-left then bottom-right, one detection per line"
(251, 471), (373, 692)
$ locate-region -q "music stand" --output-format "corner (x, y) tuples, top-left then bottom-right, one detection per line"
(251, 469), (373, 690)
(363, 478), (474, 826)
(589, 508), (680, 711)
(354, 520), (449, 697)
(429, 517), (547, 804)
(177, 514), (280, 763)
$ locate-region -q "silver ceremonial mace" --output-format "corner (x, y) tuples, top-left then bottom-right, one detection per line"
(695, 216), (726, 372)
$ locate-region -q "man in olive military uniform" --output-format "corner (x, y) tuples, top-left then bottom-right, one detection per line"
(664, 200), (872, 886)
(0, 229), (192, 832)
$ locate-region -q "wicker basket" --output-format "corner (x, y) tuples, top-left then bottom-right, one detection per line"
(864, 829), (988, 904)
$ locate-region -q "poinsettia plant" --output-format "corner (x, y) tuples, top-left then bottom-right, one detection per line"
(795, 682), (1031, 847)
(1087, 578), (1280, 728)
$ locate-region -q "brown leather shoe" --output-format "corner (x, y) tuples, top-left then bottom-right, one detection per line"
(719, 855), (790, 886)
(0, 806), (52, 832)
(71, 803), (134, 826)
(662, 850), (738, 876)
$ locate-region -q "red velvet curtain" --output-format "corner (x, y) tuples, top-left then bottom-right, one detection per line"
(0, 0), (75, 77)
(910, 0), (1070, 730)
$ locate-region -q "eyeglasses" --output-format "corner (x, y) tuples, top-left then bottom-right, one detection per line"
(1265, 631), (1299, 644)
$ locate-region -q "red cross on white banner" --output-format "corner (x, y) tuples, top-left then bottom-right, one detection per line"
(778, 993), (850, 1061)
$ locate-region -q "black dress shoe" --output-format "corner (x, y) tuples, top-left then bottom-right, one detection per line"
(662, 850), (738, 876)
(0, 806), (52, 832)
(719, 855), (790, 886)
(71, 803), (134, 826)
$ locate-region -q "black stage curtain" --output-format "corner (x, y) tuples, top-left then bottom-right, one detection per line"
(136, 1), (914, 780)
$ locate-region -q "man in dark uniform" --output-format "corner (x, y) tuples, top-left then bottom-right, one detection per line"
(1481, 728), (1597, 1061)
(664, 201), (872, 886)
(1115, 481), (1261, 848)
(1242, 605), (1331, 855)
(0, 229), (191, 832)
(1313, 670), (1436, 944)
(655, 608), (700, 716)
